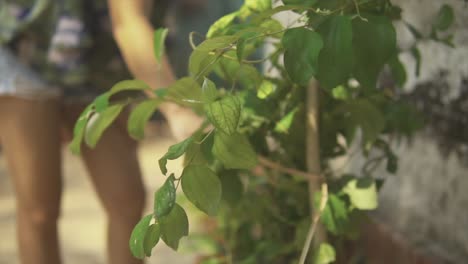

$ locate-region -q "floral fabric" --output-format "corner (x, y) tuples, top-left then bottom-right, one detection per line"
(0, 0), (240, 101)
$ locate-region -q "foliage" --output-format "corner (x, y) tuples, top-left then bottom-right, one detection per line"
(71, 0), (455, 262)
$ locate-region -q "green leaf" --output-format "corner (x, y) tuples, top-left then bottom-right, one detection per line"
(343, 177), (378, 210)
(339, 99), (385, 144)
(202, 78), (218, 103)
(352, 15), (396, 89)
(214, 55), (262, 89)
(259, 18), (284, 38)
(206, 12), (238, 38)
(129, 214), (153, 259)
(236, 38), (245, 62)
(274, 106), (300, 134)
(94, 94), (109, 113)
(405, 22), (423, 39)
(154, 174), (177, 218)
(388, 54), (407, 87)
(282, 0), (317, 7)
(166, 77), (202, 106)
(212, 131), (257, 170)
(386, 153), (398, 174)
(159, 137), (194, 175)
(331, 85), (349, 100)
(128, 99), (162, 140)
(91, 80), (150, 114)
(257, 80), (275, 99)
(315, 193), (349, 235)
(154, 88), (168, 98)
(251, 5), (308, 24)
(317, 15), (353, 90)
(183, 131), (212, 166)
(411, 46), (422, 77)
(84, 104), (124, 148)
(160, 203), (189, 250)
(69, 104), (93, 155)
(282, 27), (323, 85)
(219, 170), (243, 206)
(109, 79), (151, 95)
(204, 95), (242, 135)
(239, 0), (272, 18)
(189, 50), (220, 77)
(143, 223), (160, 257)
(434, 4), (454, 31)
(313, 243), (336, 264)
(195, 36), (238, 52)
(154, 28), (169, 64)
(181, 165), (222, 216)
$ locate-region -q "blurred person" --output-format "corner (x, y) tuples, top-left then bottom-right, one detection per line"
(0, 0), (231, 263)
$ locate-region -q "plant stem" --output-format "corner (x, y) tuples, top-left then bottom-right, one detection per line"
(257, 156), (322, 181)
(299, 183), (329, 264)
(306, 79), (327, 245)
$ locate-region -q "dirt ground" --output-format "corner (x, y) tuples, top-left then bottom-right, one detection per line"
(0, 127), (197, 264)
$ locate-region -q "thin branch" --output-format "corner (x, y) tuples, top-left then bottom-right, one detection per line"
(299, 183), (329, 264)
(257, 156), (323, 182)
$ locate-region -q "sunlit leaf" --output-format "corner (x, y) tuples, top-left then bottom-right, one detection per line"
(274, 106), (300, 134)
(331, 85), (349, 100)
(207, 12), (238, 38)
(313, 243), (336, 264)
(239, 0), (272, 18)
(343, 177), (378, 210)
(257, 80), (275, 99)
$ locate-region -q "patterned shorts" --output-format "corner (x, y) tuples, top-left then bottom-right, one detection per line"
(0, 46), (61, 100)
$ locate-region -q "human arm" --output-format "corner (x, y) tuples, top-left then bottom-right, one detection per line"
(107, 0), (202, 139)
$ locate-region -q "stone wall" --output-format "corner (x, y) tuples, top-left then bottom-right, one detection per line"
(367, 1), (468, 263)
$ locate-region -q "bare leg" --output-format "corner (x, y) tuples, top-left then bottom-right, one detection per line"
(0, 97), (62, 264)
(63, 105), (145, 264)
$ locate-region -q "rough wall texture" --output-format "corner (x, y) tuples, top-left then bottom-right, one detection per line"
(273, 1), (468, 262)
(369, 1), (468, 263)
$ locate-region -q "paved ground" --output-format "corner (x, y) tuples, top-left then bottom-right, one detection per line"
(0, 128), (197, 264)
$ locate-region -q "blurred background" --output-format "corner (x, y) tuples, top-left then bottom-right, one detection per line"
(1, 0), (468, 263)
(0, 123), (198, 264)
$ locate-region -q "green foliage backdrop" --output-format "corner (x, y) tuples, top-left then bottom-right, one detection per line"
(71, 0), (455, 263)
